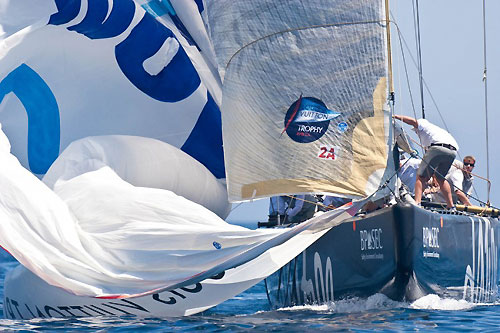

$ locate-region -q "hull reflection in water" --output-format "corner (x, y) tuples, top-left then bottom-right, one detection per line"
(265, 203), (500, 307)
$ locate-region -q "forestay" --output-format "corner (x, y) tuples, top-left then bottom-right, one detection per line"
(205, 0), (395, 201)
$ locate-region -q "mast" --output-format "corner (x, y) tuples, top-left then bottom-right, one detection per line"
(482, 0), (491, 205)
(385, 0), (394, 101)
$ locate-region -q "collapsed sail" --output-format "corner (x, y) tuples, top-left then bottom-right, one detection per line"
(43, 135), (232, 219)
(0, 0), (224, 178)
(205, 0), (395, 201)
(0, 130), (364, 298)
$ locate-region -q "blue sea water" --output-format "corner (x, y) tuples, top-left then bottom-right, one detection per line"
(2, 224), (500, 331)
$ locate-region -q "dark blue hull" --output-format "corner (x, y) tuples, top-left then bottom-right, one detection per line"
(265, 203), (500, 307)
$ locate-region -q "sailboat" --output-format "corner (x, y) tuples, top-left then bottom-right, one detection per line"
(0, 0), (366, 319)
(200, 0), (500, 307)
(0, 0), (498, 320)
(256, 1), (500, 306)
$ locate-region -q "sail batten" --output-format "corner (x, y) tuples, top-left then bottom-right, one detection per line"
(206, 0), (394, 202)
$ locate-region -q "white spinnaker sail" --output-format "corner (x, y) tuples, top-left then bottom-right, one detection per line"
(42, 135), (232, 219)
(0, 0), (225, 179)
(0, 134), (364, 298)
(205, 0), (395, 201)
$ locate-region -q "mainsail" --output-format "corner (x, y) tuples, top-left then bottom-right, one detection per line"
(205, 0), (395, 201)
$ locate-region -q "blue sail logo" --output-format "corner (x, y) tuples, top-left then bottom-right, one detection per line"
(282, 96), (340, 143)
(0, 64), (60, 174)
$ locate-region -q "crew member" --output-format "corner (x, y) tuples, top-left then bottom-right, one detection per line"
(445, 156), (476, 206)
(398, 155), (421, 194)
(268, 196), (289, 225)
(393, 115), (458, 208)
(323, 195), (351, 209)
(286, 195), (317, 223)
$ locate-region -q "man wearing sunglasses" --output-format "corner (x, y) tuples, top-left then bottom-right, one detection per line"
(445, 156), (476, 206)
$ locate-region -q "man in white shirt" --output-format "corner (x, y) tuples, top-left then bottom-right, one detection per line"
(445, 156), (475, 206)
(393, 115), (458, 208)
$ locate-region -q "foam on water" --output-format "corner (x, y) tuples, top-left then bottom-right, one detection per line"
(278, 293), (404, 314)
(411, 294), (474, 310)
(2, 250), (500, 330)
(411, 294), (500, 311)
(276, 292), (500, 315)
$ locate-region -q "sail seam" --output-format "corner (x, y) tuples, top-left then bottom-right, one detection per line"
(225, 19), (389, 70)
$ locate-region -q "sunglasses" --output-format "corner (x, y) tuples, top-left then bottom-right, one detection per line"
(464, 162), (475, 167)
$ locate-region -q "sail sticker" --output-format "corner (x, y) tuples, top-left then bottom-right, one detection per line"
(337, 122), (348, 132)
(283, 96), (340, 143)
(317, 146), (336, 160)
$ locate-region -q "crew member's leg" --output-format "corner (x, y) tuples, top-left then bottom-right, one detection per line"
(414, 174), (430, 205)
(434, 148), (457, 209)
(436, 178), (454, 208)
(416, 147), (439, 205)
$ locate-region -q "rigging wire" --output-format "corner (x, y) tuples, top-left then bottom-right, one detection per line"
(412, 0), (426, 119)
(391, 18), (450, 134)
(482, 0), (491, 205)
(233, 5), (494, 215)
(392, 23), (420, 141)
(390, 21), (425, 159)
(385, 0), (394, 95)
(390, 17), (483, 201)
(391, 7), (492, 210)
(229, 202), (243, 212)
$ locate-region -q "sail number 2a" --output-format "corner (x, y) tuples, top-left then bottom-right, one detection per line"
(317, 146), (337, 160)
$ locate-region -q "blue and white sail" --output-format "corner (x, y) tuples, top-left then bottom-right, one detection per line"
(205, 0), (395, 201)
(0, 0), (224, 179)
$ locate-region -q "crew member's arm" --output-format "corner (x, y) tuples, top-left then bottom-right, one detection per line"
(393, 115), (418, 128)
(286, 195), (304, 218)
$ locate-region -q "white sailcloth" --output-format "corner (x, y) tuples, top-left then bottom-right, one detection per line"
(205, 0), (395, 201)
(0, 0), (225, 179)
(0, 131), (364, 298)
(42, 135), (231, 219)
